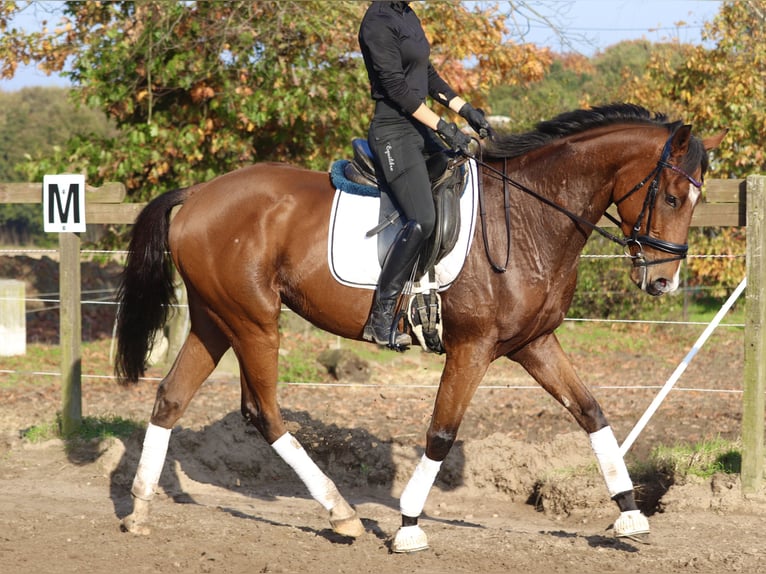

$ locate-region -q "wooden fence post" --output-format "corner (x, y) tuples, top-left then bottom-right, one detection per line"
(743, 174), (766, 494)
(59, 231), (82, 435)
(165, 273), (188, 366)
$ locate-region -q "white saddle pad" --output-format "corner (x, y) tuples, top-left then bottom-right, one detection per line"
(327, 159), (478, 291)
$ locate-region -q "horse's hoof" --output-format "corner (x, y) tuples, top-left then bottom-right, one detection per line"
(330, 515), (365, 538)
(121, 497), (152, 535)
(392, 525), (429, 553)
(619, 531), (651, 545)
(329, 501), (365, 537)
(120, 514), (151, 535)
(613, 510), (650, 544)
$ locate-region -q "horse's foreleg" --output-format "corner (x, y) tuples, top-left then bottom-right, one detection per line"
(236, 329), (364, 538)
(393, 344), (492, 553)
(512, 334), (650, 542)
(122, 318), (229, 535)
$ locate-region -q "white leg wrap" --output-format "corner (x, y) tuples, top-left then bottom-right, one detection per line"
(132, 423), (172, 500)
(271, 433), (341, 512)
(400, 454), (442, 518)
(589, 426), (634, 497)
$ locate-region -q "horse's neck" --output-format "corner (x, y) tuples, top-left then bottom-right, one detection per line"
(489, 154), (616, 285)
(510, 151), (615, 237)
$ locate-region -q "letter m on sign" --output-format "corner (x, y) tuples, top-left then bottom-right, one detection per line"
(43, 174), (87, 233)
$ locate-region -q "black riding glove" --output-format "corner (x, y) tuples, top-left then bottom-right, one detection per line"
(436, 119), (471, 154)
(459, 103), (491, 139)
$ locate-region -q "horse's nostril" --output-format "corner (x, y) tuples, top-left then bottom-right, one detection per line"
(644, 278), (668, 297)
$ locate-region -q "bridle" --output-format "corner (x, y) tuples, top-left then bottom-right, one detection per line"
(468, 128), (703, 276)
(608, 132), (701, 268)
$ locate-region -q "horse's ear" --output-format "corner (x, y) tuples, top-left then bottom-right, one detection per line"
(670, 124), (693, 156)
(702, 129), (728, 151)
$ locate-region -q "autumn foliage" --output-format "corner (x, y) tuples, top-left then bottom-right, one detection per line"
(0, 1), (550, 199)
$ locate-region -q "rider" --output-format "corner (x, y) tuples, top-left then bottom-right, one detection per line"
(358, 0), (490, 349)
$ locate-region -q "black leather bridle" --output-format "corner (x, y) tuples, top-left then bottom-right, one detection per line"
(607, 132), (701, 268)
(470, 128), (703, 276)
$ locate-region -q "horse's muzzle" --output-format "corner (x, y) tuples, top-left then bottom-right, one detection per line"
(644, 277), (675, 297)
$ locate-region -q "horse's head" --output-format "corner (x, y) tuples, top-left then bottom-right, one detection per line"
(613, 124), (727, 296)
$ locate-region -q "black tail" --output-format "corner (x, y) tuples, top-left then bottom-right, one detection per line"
(115, 188), (190, 384)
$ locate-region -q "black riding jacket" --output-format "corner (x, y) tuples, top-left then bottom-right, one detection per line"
(358, 1), (457, 115)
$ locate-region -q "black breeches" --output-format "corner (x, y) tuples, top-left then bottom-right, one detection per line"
(368, 103), (446, 241)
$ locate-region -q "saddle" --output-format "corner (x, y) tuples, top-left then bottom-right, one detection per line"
(341, 139), (467, 353)
(343, 138), (465, 274)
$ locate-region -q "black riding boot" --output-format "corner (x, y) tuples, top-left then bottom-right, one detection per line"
(363, 220), (425, 349)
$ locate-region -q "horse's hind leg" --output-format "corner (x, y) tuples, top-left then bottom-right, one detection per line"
(512, 333), (650, 542)
(122, 309), (229, 535)
(235, 325), (364, 538)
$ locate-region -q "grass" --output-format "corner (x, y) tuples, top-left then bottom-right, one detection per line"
(0, 338), (116, 388)
(21, 416), (143, 443)
(684, 296), (746, 325)
(537, 438), (742, 488)
(648, 437), (742, 480)
(0, 344), (63, 387)
(21, 414), (142, 443)
(556, 320), (652, 355)
(276, 317), (436, 384)
(19, 414), (144, 465)
(555, 294), (744, 360)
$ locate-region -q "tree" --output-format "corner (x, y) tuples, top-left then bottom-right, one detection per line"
(625, 0), (765, 178)
(0, 87), (112, 181)
(621, 1), (763, 292)
(0, 1), (551, 200)
(0, 87), (114, 245)
(488, 40), (674, 130)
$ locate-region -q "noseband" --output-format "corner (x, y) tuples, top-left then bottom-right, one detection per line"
(472, 128), (703, 274)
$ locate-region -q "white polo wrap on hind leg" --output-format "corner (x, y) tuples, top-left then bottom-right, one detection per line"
(400, 454), (443, 518)
(271, 432), (341, 512)
(589, 426), (633, 496)
(132, 423), (172, 500)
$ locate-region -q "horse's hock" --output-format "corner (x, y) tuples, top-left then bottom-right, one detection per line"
(0, 279), (26, 356)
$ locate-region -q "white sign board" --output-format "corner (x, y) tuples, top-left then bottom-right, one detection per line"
(43, 174), (87, 232)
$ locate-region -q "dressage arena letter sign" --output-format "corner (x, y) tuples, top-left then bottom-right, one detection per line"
(43, 174), (86, 233)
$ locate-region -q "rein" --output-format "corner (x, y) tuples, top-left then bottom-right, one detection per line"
(470, 130), (701, 274)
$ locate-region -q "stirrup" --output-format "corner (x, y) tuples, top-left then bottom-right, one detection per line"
(363, 322), (411, 350)
(387, 328), (412, 351)
(363, 303), (412, 350)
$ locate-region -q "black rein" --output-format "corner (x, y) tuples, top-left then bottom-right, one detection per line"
(469, 130), (698, 273)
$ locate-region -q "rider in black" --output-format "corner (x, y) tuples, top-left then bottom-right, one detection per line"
(358, 0), (490, 349)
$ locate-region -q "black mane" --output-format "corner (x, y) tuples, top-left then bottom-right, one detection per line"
(483, 103), (675, 160)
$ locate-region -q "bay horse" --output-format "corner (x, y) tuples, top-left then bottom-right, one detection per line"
(115, 104), (725, 552)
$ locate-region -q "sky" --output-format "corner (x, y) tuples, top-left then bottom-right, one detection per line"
(520, 0), (721, 55)
(0, 0), (723, 91)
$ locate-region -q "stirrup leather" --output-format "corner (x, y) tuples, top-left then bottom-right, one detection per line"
(407, 279), (445, 354)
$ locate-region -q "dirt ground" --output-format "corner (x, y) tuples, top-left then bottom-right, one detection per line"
(2, 338), (766, 573)
(1, 255), (765, 573)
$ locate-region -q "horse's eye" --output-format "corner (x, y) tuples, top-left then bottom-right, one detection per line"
(665, 194), (678, 208)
